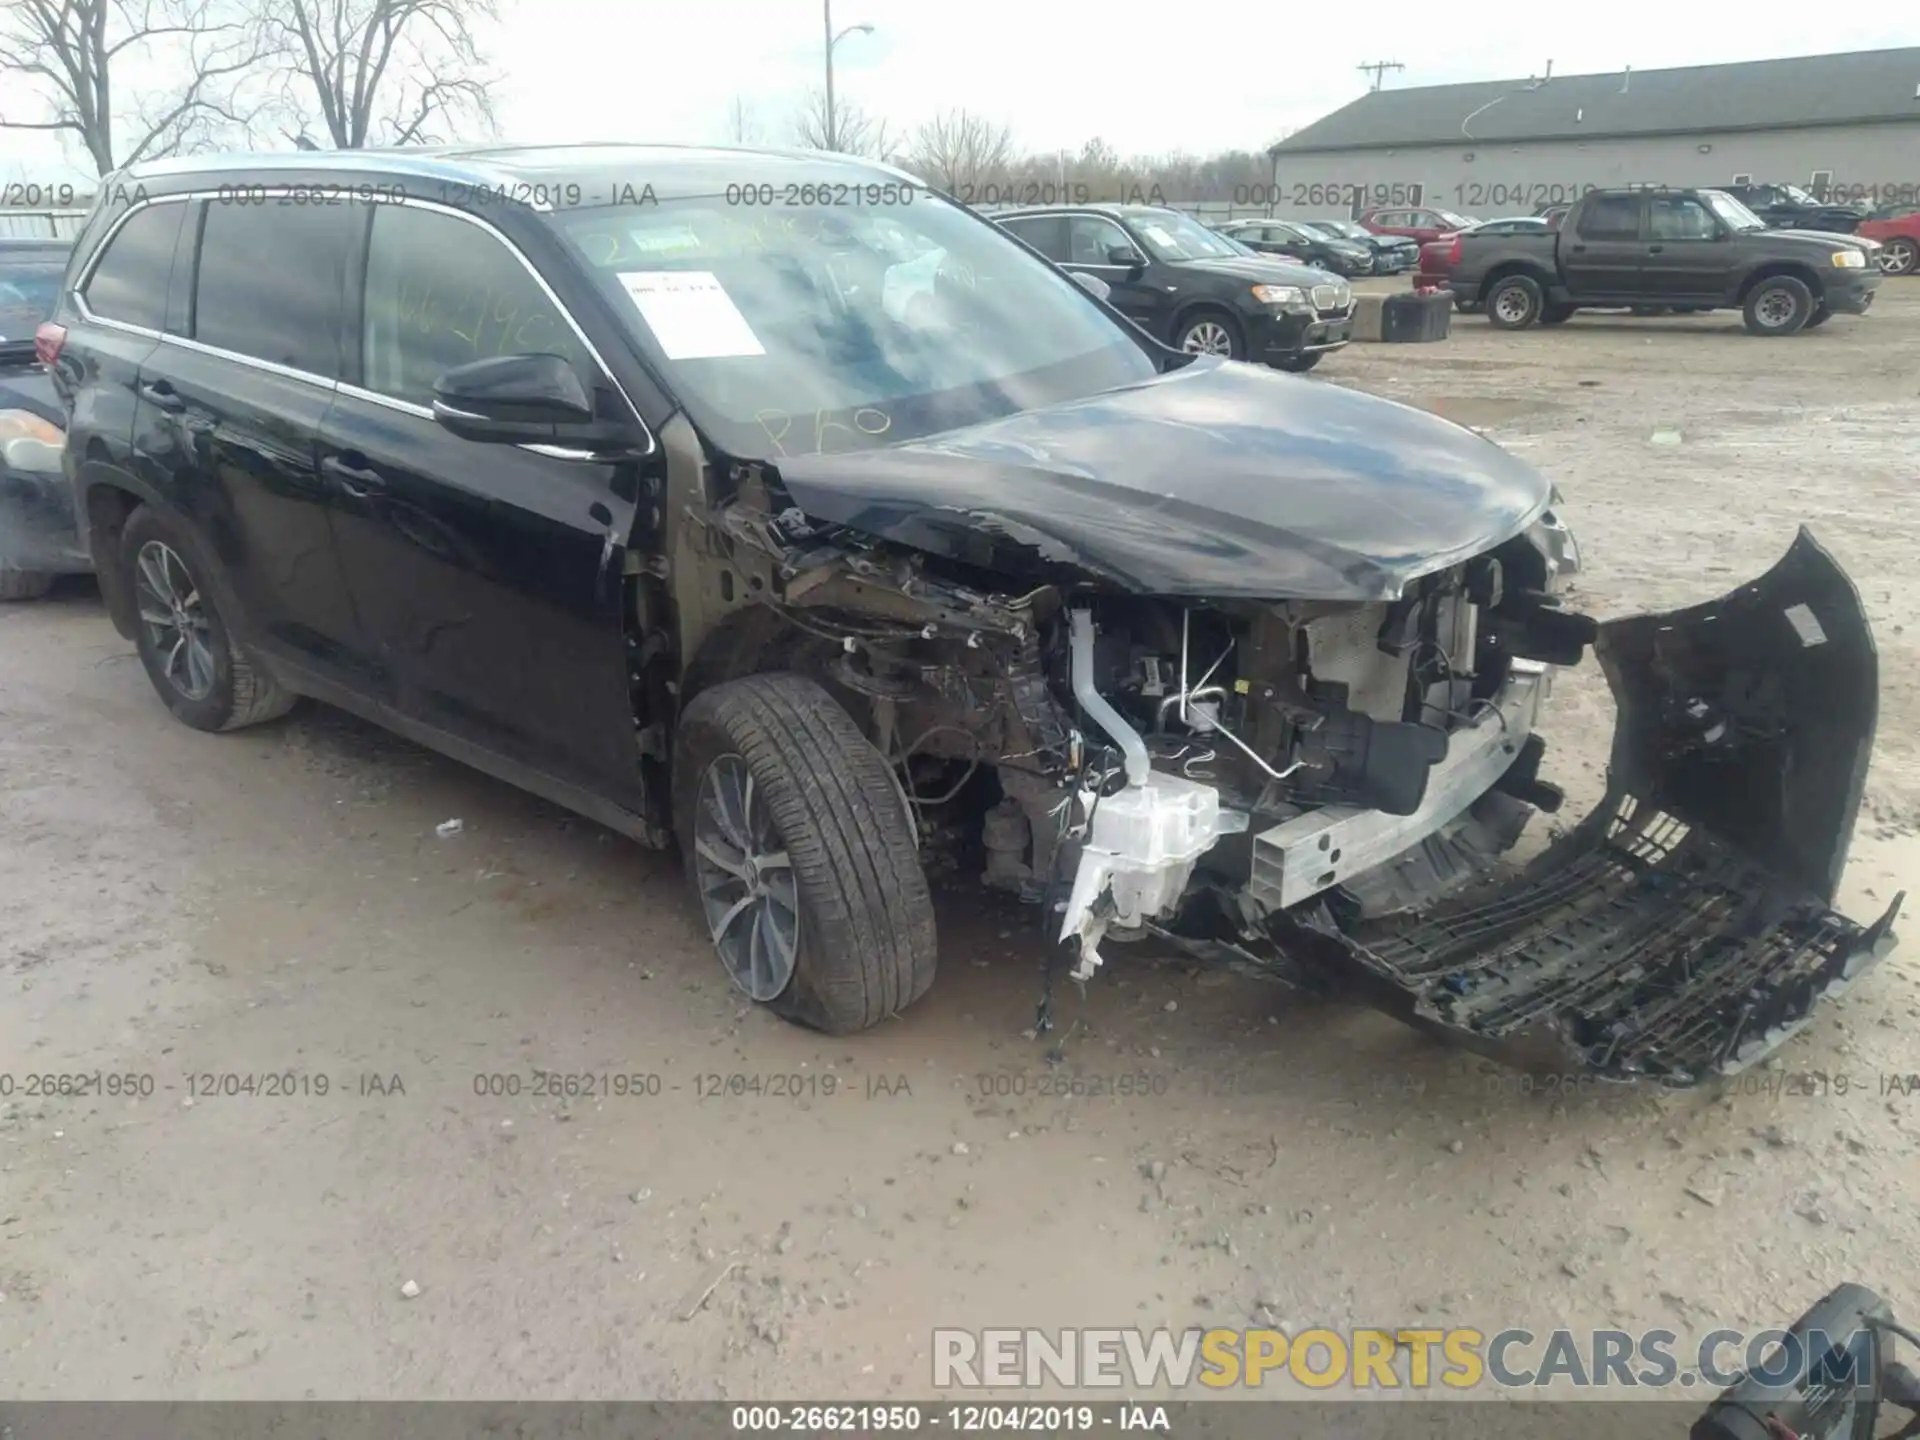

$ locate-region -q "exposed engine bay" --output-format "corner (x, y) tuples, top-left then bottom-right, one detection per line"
(646, 432), (1901, 1089)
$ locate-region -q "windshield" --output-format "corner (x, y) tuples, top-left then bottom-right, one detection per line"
(549, 192), (1160, 460)
(1701, 191), (1767, 232)
(1126, 211), (1243, 262)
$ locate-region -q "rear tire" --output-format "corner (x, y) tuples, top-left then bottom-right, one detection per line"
(0, 568), (55, 601)
(1742, 275), (1815, 336)
(1485, 275), (1543, 330)
(672, 672), (938, 1034)
(121, 505), (294, 732)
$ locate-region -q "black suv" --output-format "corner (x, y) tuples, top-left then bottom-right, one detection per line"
(42, 145), (1895, 1083)
(1, 237), (86, 598)
(994, 204), (1352, 370)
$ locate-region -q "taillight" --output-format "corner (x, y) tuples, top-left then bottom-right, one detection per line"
(1446, 235), (1464, 265)
(33, 322), (66, 366)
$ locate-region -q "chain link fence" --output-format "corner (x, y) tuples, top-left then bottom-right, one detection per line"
(0, 209), (90, 240)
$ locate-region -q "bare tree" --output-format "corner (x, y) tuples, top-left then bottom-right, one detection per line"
(723, 95), (764, 146)
(906, 108), (1013, 194)
(0, 0), (262, 174)
(262, 0), (500, 149)
(790, 88), (898, 162)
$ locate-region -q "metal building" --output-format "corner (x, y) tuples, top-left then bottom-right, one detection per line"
(1265, 48), (1920, 220)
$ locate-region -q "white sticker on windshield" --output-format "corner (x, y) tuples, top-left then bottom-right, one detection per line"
(616, 271), (764, 359)
(627, 226), (702, 256)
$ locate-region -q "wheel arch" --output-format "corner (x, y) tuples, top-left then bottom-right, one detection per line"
(1736, 262), (1824, 305)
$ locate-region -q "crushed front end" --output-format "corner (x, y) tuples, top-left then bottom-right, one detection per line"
(683, 453), (1897, 1085)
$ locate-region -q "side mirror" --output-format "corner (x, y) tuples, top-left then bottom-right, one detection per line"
(1070, 270), (1112, 301)
(431, 353), (595, 445)
(1106, 243), (1145, 268)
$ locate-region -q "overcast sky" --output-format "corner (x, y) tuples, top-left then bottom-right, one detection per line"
(6, 4), (1920, 186)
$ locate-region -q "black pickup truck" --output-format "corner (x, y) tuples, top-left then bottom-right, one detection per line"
(1445, 187), (1882, 336)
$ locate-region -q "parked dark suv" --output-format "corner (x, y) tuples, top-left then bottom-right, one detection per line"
(44, 145), (1897, 1082)
(994, 204), (1352, 370)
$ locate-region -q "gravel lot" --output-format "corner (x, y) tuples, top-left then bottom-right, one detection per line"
(3, 282), (1918, 1403)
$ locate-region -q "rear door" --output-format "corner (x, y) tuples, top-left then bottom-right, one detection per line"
(1561, 193), (1648, 300)
(63, 199), (189, 482)
(317, 198), (648, 809)
(141, 195), (373, 692)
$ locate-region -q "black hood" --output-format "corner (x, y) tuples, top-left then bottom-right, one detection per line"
(1165, 253), (1329, 287)
(771, 358), (1553, 601)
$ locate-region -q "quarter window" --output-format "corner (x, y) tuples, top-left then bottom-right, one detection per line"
(193, 200), (359, 376)
(82, 202), (186, 331)
(360, 203), (593, 408)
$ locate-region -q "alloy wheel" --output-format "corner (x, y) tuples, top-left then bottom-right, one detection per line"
(692, 753), (800, 1001)
(1880, 239), (1916, 275)
(134, 540), (216, 701)
(1181, 320), (1234, 356)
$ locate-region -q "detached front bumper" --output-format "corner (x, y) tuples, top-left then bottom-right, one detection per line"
(1162, 530), (1900, 1085)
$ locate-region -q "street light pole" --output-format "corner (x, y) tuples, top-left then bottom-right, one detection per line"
(823, 0), (837, 153)
(821, 2), (873, 154)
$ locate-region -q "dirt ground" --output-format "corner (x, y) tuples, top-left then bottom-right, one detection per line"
(3, 282), (1919, 1406)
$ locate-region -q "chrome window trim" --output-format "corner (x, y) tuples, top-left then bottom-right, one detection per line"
(71, 185), (657, 459)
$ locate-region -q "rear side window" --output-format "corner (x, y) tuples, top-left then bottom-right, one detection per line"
(193, 201), (359, 377)
(360, 203), (593, 408)
(999, 215), (1068, 261)
(1577, 195), (1641, 240)
(81, 203), (186, 330)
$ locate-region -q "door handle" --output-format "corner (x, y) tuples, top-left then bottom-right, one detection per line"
(322, 453), (388, 497)
(139, 380), (185, 412)
(1648, 244), (1665, 253)
(1570, 244), (1587, 253)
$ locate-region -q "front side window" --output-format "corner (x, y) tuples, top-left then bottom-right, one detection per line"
(1067, 215), (1132, 265)
(1648, 196), (1718, 241)
(193, 200), (359, 376)
(550, 189), (1158, 460)
(361, 203), (595, 408)
(82, 203), (186, 330)
(1125, 211), (1238, 262)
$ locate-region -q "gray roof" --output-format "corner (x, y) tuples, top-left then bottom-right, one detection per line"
(1276, 48), (1920, 153)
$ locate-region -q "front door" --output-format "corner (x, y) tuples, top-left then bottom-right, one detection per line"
(1061, 214), (1168, 333)
(318, 199), (648, 810)
(1560, 193), (1649, 301)
(1642, 194), (1739, 303)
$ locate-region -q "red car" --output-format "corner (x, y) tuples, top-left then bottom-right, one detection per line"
(1358, 205), (1477, 246)
(1856, 203), (1919, 276)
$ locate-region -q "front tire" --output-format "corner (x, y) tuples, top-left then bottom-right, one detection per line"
(1743, 275), (1816, 336)
(672, 673), (937, 1035)
(1274, 352), (1323, 372)
(1485, 275), (1543, 329)
(121, 506), (293, 732)
(1173, 309), (1245, 359)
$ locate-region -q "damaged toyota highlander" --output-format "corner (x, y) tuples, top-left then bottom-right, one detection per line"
(54, 145), (1899, 1086)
